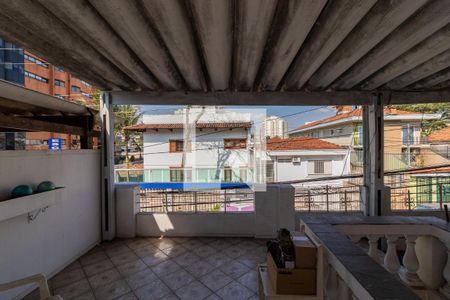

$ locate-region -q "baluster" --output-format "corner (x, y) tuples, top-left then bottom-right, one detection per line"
(399, 235), (423, 287)
(367, 235), (382, 262)
(326, 265), (339, 300)
(349, 235), (363, 244)
(384, 235), (401, 273)
(439, 244), (450, 298)
(337, 276), (352, 300)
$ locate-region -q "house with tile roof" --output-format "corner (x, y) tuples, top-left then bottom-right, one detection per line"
(265, 137), (350, 187)
(289, 106), (443, 173)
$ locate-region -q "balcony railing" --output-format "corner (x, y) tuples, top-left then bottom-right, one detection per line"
(294, 185), (362, 212)
(138, 188), (255, 213)
(301, 215), (450, 299)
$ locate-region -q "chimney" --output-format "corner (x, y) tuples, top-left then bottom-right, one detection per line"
(335, 105), (354, 115)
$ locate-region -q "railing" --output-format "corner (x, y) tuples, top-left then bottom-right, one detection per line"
(390, 181), (450, 211)
(336, 222), (450, 298)
(301, 216), (450, 299)
(138, 188), (254, 213)
(294, 185), (361, 212)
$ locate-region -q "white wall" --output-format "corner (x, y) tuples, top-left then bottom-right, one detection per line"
(143, 128), (250, 169)
(0, 150), (101, 300)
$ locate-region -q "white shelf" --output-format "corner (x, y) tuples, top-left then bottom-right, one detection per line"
(0, 188), (64, 223)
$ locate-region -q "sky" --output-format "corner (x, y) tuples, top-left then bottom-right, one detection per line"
(141, 105), (336, 131)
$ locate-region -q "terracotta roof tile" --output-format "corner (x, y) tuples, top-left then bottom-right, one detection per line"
(267, 137), (344, 151)
(428, 126), (450, 142)
(125, 122), (252, 131)
(293, 108), (417, 131)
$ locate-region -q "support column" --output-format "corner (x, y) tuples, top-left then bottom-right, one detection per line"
(363, 95), (384, 216)
(100, 91), (116, 240)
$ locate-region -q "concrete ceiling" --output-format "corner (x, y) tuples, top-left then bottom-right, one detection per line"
(0, 0), (449, 103)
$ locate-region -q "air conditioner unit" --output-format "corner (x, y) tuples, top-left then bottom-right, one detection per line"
(292, 157), (301, 163)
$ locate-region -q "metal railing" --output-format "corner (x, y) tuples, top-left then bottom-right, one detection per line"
(294, 185), (362, 212)
(138, 188), (255, 213)
(390, 182), (450, 211)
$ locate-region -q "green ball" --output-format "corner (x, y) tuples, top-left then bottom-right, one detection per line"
(11, 185), (33, 198)
(37, 181), (56, 193)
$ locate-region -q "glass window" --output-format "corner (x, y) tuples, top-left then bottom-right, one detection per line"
(223, 168), (232, 182)
(169, 140), (186, 152)
(54, 79), (65, 87)
(71, 85), (81, 93)
(308, 160), (332, 175)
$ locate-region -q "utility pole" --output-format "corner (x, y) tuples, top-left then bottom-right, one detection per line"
(407, 123), (411, 168)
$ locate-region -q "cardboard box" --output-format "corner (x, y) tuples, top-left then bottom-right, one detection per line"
(267, 253), (316, 295)
(292, 235), (317, 269)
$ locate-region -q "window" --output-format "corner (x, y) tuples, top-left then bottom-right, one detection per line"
(55, 66), (64, 72)
(170, 169), (184, 182)
(223, 168), (232, 182)
(24, 54), (48, 68)
(54, 79), (65, 87)
(402, 125), (420, 145)
(224, 138), (246, 149)
(81, 80), (92, 87)
(24, 71), (48, 83)
(81, 92), (92, 98)
(55, 94), (64, 100)
(169, 140), (190, 152)
(71, 85), (81, 93)
(239, 168), (247, 182)
(278, 157), (292, 163)
(307, 160), (332, 175)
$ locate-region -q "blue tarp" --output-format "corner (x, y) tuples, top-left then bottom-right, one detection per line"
(115, 182), (250, 190)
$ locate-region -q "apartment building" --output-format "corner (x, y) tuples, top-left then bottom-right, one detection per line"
(262, 116), (288, 138)
(0, 39), (96, 150)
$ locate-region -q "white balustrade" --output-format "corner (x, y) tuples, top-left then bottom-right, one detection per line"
(399, 235), (423, 287)
(384, 235), (401, 274)
(367, 234), (381, 262)
(439, 244), (450, 298)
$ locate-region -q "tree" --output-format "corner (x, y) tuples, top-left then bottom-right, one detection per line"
(389, 103), (450, 136)
(113, 105), (142, 164)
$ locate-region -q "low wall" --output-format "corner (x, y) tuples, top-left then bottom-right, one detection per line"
(0, 150), (101, 300)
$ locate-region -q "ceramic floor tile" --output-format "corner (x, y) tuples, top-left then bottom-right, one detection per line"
(79, 251), (109, 266)
(237, 254), (264, 269)
(171, 237), (189, 244)
(111, 252), (140, 267)
(185, 260), (215, 278)
(116, 259), (148, 277)
(182, 239), (204, 250)
(105, 244), (133, 258)
(51, 268), (86, 289)
(220, 261), (251, 279)
(152, 260), (182, 277)
(199, 269), (233, 292)
(162, 245), (188, 258)
(83, 259), (114, 277)
(159, 292), (181, 300)
(88, 268), (121, 290)
(208, 239), (233, 250)
(237, 270), (257, 292)
(75, 292), (96, 300)
(204, 294), (221, 300)
(195, 245), (216, 258)
(94, 279), (131, 300)
(153, 239), (178, 250)
(62, 261), (82, 272)
(205, 253), (233, 268)
(116, 292), (138, 300)
(134, 244), (158, 258)
(160, 268), (196, 290)
(175, 280), (212, 300)
(216, 281), (254, 300)
(172, 252), (201, 268)
(141, 250), (169, 267)
(134, 279), (171, 300)
(125, 268), (157, 290)
(222, 245), (248, 259)
(54, 279), (91, 300)
(126, 238), (153, 250)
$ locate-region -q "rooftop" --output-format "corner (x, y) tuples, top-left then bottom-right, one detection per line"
(124, 122), (252, 132)
(266, 136), (344, 151)
(428, 126), (450, 142)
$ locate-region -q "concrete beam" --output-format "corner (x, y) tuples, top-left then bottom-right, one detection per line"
(39, 0), (158, 90)
(188, 0), (233, 91)
(0, 115), (84, 136)
(233, 0), (277, 91)
(255, 0), (326, 91)
(0, 0), (136, 90)
(362, 25), (450, 90)
(141, 0), (206, 91)
(332, 0), (450, 89)
(281, 0), (377, 90)
(89, 0), (183, 90)
(384, 49), (450, 89)
(109, 90), (449, 106)
(308, 0), (428, 90)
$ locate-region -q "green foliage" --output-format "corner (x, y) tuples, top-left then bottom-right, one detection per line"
(211, 204), (221, 212)
(389, 103), (450, 136)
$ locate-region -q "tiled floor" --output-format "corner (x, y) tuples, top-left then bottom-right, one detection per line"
(24, 237), (267, 300)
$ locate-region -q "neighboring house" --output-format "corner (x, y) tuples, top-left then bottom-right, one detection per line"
(289, 106), (444, 173)
(124, 107), (255, 183)
(266, 137), (350, 188)
(262, 116), (288, 138)
(407, 167), (450, 210)
(428, 126), (450, 161)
